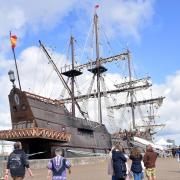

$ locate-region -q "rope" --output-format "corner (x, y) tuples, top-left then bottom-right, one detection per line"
(100, 76), (115, 133)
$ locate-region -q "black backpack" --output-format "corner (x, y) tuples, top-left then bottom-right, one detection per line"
(9, 153), (23, 170)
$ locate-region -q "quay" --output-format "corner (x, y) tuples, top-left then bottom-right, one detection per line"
(1, 156), (180, 180)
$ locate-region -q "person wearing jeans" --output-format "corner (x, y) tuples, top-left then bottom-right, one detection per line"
(130, 147), (143, 180)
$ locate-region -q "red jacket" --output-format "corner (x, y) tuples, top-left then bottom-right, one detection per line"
(143, 149), (157, 168)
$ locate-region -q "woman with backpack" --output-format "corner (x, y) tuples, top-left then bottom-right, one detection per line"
(129, 147), (143, 180)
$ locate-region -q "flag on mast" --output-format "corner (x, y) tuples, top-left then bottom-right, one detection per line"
(10, 34), (17, 49)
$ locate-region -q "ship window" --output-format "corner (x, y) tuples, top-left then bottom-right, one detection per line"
(27, 122), (32, 128)
(77, 128), (94, 137)
(13, 106), (17, 112)
(21, 104), (27, 111)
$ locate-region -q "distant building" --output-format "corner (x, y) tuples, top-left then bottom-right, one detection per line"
(167, 139), (175, 147)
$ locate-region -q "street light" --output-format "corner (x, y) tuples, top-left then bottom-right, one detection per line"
(8, 70), (16, 87)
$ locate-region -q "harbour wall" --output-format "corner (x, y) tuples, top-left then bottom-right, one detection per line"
(2, 156), (109, 170)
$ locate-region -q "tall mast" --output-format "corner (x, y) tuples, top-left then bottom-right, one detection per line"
(127, 50), (136, 129)
(94, 12), (102, 124)
(39, 41), (84, 118)
(70, 36), (75, 117)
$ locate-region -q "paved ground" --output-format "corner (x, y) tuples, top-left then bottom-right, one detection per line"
(8, 157), (180, 180)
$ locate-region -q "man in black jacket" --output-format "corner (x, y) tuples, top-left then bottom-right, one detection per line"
(4, 141), (33, 180)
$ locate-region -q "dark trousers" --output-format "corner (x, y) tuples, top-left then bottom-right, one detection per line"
(115, 177), (125, 180)
(12, 176), (24, 180)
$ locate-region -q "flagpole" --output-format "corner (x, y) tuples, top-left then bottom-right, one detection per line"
(10, 32), (22, 90)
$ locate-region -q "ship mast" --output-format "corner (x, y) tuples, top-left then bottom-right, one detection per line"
(127, 50), (136, 129)
(39, 40), (84, 119)
(70, 36), (75, 116)
(94, 12), (102, 124)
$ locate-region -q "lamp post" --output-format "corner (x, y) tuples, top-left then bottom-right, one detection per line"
(8, 70), (16, 88)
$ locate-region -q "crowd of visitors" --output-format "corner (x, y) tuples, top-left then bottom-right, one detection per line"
(108, 144), (157, 180)
(113, 129), (150, 141)
(5, 141), (180, 180)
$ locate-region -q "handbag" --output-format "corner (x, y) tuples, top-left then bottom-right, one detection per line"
(125, 171), (133, 180)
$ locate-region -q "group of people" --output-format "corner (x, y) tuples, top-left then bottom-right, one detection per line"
(113, 129), (149, 141)
(4, 141), (158, 180)
(108, 144), (158, 180)
(4, 141), (71, 180)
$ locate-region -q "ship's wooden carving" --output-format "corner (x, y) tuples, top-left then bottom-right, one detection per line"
(0, 128), (71, 142)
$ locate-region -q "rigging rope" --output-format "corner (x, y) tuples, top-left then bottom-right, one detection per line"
(32, 48), (41, 93)
(79, 19), (94, 64)
(58, 77), (70, 99)
(100, 75), (116, 133)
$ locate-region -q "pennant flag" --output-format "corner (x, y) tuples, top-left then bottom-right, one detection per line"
(95, 4), (99, 9)
(10, 35), (17, 48)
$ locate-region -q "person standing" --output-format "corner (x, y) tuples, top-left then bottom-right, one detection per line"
(129, 147), (143, 180)
(172, 147), (176, 158)
(176, 146), (180, 162)
(4, 141), (33, 180)
(143, 145), (157, 180)
(47, 148), (71, 180)
(108, 146), (116, 180)
(112, 144), (127, 180)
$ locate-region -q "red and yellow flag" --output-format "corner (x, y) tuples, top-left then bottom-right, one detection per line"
(10, 35), (17, 48)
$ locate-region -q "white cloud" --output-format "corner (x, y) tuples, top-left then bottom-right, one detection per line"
(152, 71), (180, 144)
(0, 0), (77, 35)
(0, 0), (155, 50)
(95, 0), (155, 40)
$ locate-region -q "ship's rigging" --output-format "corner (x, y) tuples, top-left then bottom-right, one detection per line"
(37, 10), (165, 135)
(0, 6), (167, 160)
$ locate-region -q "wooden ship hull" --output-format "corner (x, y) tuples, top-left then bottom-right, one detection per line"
(0, 88), (111, 158)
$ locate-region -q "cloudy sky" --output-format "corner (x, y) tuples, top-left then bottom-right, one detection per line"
(0, 0), (180, 144)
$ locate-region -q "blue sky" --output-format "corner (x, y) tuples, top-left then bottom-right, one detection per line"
(133, 0), (180, 83)
(4, 0), (179, 84)
(1, 0), (180, 145)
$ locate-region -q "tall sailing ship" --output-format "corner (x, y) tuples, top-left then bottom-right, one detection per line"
(0, 9), (164, 158)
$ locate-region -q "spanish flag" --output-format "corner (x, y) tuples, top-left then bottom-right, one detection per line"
(10, 35), (17, 48)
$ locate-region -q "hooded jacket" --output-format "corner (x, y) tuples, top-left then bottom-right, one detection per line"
(112, 150), (127, 178)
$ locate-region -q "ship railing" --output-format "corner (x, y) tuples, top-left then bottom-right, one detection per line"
(24, 91), (64, 106)
(71, 115), (100, 129)
(60, 64), (82, 74)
